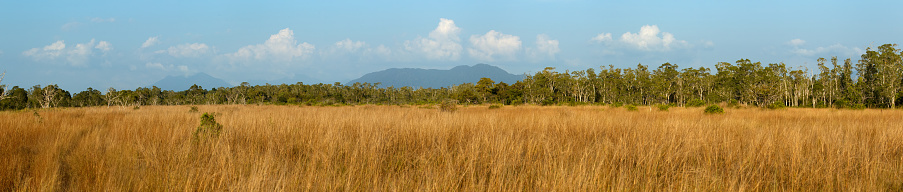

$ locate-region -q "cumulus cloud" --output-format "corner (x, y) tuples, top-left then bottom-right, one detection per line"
(23, 40), (66, 60)
(527, 34), (560, 61)
(790, 43), (864, 58)
(591, 33), (612, 42)
(788, 39), (806, 46)
(226, 28), (315, 63)
(335, 38), (366, 53)
(167, 43), (210, 57)
(61, 22), (80, 31)
(145, 62), (189, 73)
(95, 41), (112, 52)
(142, 36), (160, 48)
(22, 39), (110, 66)
(468, 30), (522, 61)
(404, 18), (462, 60)
(593, 25), (689, 52)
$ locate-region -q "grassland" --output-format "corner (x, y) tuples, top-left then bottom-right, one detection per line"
(2, 105), (902, 191)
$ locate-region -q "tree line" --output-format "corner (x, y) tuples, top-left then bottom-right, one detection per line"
(1, 44), (901, 110)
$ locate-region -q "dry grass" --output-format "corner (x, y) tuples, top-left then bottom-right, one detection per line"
(1, 105), (902, 191)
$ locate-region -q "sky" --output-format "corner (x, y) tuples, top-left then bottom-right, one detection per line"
(1, 0), (901, 91)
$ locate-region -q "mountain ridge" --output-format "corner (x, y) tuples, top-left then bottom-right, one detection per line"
(347, 64), (525, 88)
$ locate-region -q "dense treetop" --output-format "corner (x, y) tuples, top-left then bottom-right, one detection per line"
(1, 44), (901, 110)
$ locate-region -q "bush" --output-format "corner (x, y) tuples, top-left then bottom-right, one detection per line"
(193, 113), (223, 144)
(686, 99), (705, 107)
(611, 102), (623, 108)
(625, 104), (638, 111)
(189, 106), (199, 113)
(766, 102), (785, 110)
(133, 106), (140, 110)
(540, 99), (555, 106)
(439, 100), (458, 113)
(657, 104), (670, 111)
(488, 104), (502, 109)
(704, 105), (724, 114)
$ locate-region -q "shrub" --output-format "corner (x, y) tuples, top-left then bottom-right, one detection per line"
(686, 99), (705, 107)
(657, 104), (670, 111)
(439, 100), (458, 113)
(611, 102), (623, 108)
(540, 99), (555, 106)
(488, 104), (502, 109)
(189, 106), (199, 113)
(133, 106), (140, 110)
(704, 105), (724, 114)
(193, 113), (223, 144)
(625, 104), (638, 111)
(766, 102), (785, 110)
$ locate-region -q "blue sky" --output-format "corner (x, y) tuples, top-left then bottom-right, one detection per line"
(1, 0), (901, 91)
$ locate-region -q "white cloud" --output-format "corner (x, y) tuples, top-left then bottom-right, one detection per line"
(527, 34), (560, 61)
(67, 40), (98, 66)
(335, 38), (366, 52)
(468, 30), (522, 61)
(142, 36), (160, 48)
(788, 39), (806, 46)
(167, 43), (210, 57)
(404, 18), (462, 60)
(619, 25), (686, 51)
(95, 41), (112, 52)
(591, 33), (612, 42)
(90, 17), (116, 23)
(61, 22), (80, 31)
(791, 43), (864, 57)
(703, 40), (715, 48)
(359, 44), (394, 61)
(23, 40), (66, 60)
(592, 25), (690, 52)
(226, 28), (315, 63)
(145, 62), (167, 71)
(146, 62), (189, 73)
(22, 39), (111, 66)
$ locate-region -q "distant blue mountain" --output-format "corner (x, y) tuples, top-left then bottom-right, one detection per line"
(347, 64), (525, 88)
(151, 73), (232, 91)
(244, 74), (323, 86)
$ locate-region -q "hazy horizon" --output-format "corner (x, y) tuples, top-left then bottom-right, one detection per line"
(1, 0), (901, 91)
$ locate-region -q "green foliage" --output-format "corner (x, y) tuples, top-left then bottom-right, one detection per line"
(33, 111), (43, 123)
(686, 99), (705, 107)
(625, 104), (638, 111)
(3, 44), (902, 110)
(766, 102), (785, 110)
(193, 113), (223, 144)
(704, 105), (724, 114)
(849, 104), (867, 110)
(657, 104), (670, 111)
(439, 100), (457, 113)
(488, 104), (502, 109)
(188, 106), (199, 113)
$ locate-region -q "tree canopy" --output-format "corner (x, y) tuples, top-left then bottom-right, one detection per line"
(2, 44), (901, 110)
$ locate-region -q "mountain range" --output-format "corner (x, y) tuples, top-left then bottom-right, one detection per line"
(347, 64), (525, 88)
(150, 64), (525, 91)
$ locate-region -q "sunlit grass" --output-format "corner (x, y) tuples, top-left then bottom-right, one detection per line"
(1, 105), (902, 191)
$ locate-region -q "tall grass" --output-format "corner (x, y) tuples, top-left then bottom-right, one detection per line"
(1, 105), (902, 191)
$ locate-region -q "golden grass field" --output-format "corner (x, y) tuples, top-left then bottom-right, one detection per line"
(2, 105), (902, 191)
